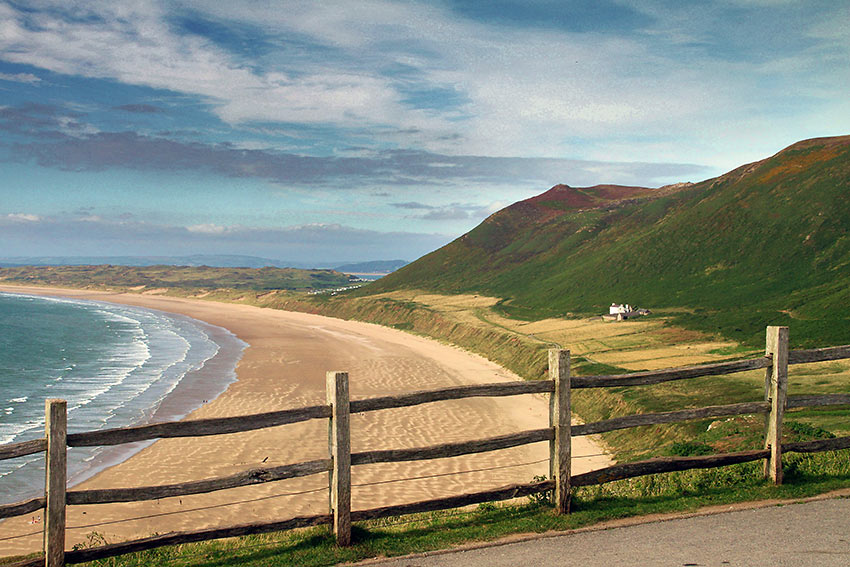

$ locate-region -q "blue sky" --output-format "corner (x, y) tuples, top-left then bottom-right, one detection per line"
(1, 0), (848, 265)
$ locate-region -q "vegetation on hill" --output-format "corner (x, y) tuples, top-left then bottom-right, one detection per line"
(367, 136), (850, 349)
(0, 265), (353, 292)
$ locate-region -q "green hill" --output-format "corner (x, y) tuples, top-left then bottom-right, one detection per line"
(367, 135), (850, 348)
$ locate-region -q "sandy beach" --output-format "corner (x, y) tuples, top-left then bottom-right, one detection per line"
(0, 285), (612, 556)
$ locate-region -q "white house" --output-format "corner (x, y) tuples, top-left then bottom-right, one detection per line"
(609, 303), (632, 315)
(603, 303), (649, 322)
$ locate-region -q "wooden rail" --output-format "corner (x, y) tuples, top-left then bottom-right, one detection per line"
(0, 496), (46, 519)
(350, 428), (553, 466)
(1, 325), (848, 567)
(66, 404), (332, 447)
(571, 401), (771, 436)
(571, 357), (771, 389)
(0, 439), (46, 461)
(786, 394), (850, 408)
(788, 345), (850, 364)
(350, 380), (553, 413)
(66, 459), (332, 505)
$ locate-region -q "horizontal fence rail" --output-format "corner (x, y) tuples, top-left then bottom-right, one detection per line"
(572, 448), (771, 486)
(67, 404), (332, 447)
(571, 357), (772, 389)
(572, 401), (771, 436)
(350, 428), (554, 466)
(350, 380), (554, 413)
(43, 514), (335, 567)
(1, 326), (849, 567)
(66, 459), (332, 506)
(0, 439), (46, 461)
(572, 436), (850, 487)
(788, 345), (850, 364)
(0, 497), (46, 520)
(786, 393), (850, 409)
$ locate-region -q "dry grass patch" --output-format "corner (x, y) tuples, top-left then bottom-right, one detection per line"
(592, 345), (742, 371)
(371, 291), (743, 373)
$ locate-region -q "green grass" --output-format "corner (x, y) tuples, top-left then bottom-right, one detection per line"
(4, 452), (844, 567)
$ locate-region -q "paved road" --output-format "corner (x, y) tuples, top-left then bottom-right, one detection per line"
(366, 496), (850, 567)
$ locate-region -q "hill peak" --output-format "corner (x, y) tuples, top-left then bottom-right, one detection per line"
(523, 183), (655, 209)
(492, 183), (658, 226)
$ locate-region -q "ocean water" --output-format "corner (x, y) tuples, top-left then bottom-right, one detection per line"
(0, 292), (246, 504)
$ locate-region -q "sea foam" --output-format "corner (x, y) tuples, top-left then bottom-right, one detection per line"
(0, 293), (246, 504)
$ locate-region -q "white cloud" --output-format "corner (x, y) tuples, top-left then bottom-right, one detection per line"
(0, 72), (41, 84)
(187, 223), (228, 234)
(5, 213), (41, 222)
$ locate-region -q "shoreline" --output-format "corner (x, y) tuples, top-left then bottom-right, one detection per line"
(0, 284), (612, 556)
(0, 291), (248, 502)
(66, 308), (248, 492)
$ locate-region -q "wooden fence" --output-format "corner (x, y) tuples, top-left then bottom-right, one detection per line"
(2, 325), (850, 566)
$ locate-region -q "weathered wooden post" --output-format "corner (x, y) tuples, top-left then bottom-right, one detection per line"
(548, 349), (571, 514)
(326, 371), (351, 545)
(44, 399), (67, 567)
(763, 326), (789, 484)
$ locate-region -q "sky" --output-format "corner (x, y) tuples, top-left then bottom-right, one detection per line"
(1, 0), (848, 266)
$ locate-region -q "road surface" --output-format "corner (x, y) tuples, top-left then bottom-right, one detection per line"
(363, 495), (850, 567)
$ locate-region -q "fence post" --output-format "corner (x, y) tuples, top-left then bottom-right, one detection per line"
(326, 371), (351, 546)
(44, 399), (67, 567)
(548, 349), (571, 514)
(763, 326), (789, 484)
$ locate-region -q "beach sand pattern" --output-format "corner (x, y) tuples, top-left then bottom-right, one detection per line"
(0, 286), (611, 556)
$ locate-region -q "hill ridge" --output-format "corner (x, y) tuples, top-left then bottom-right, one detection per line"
(367, 135), (850, 347)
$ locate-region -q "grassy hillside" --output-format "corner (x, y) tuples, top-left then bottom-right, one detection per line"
(368, 136), (850, 348)
(0, 265), (353, 292)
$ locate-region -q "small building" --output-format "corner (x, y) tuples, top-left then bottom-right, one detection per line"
(602, 303), (650, 322)
(609, 303), (631, 315)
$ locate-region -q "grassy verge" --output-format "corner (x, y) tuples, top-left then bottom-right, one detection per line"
(5, 452), (847, 567)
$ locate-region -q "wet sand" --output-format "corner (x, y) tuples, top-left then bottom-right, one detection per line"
(0, 285), (612, 556)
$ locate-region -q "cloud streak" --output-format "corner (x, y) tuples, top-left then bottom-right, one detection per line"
(10, 129), (709, 187)
(0, 72), (40, 84)
(0, 213), (451, 263)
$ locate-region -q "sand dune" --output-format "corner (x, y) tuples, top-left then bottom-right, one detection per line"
(0, 286), (611, 556)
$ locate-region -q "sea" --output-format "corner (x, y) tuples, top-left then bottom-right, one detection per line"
(0, 292), (247, 504)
